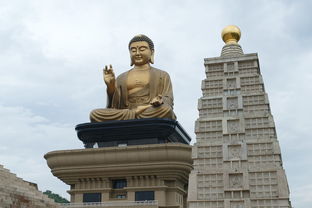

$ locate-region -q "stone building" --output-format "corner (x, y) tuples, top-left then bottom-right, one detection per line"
(187, 26), (292, 208)
(0, 164), (59, 208)
(45, 119), (192, 208)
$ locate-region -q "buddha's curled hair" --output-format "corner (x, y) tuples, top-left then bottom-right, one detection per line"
(128, 34), (154, 51)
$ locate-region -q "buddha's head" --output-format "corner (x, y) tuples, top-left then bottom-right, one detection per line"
(128, 34), (154, 66)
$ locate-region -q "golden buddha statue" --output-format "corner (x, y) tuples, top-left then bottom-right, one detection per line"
(90, 35), (176, 122)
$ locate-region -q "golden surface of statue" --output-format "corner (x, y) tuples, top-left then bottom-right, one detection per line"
(90, 35), (176, 122)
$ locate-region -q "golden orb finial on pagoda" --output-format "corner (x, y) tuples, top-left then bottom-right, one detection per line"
(221, 25), (241, 44)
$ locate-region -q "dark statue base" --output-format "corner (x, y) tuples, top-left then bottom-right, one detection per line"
(75, 118), (191, 148)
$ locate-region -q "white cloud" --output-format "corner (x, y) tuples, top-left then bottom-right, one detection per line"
(0, 104), (80, 198)
(292, 184), (312, 206)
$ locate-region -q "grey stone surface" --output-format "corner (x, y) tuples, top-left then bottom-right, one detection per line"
(0, 164), (59, 208)
(188, 43), (292, 208)
(221, 43), (244, 57)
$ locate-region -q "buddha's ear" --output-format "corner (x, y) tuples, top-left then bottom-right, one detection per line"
(130, 56), (134, 66)
(149, 50), (154, 64)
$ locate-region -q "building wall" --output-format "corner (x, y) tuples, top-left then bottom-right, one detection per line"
(188, 49), (291, 208)
(45, 143), (192, 208)
(0, 164), (59, 208)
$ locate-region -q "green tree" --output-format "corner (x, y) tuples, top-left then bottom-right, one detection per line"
(43, 190), (69, 203)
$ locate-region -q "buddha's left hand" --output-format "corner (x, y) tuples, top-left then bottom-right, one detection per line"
(150, 95), (163, 107)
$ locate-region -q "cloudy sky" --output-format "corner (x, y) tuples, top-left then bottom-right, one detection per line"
(0, 0), (311, 207)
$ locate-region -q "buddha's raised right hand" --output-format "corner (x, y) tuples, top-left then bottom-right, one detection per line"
(103, 65), (116, 95)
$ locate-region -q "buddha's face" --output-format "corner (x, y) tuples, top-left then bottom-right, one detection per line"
(129, 41), (153, 66)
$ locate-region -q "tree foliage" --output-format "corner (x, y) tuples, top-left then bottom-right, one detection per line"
(43, 190), (69, 203)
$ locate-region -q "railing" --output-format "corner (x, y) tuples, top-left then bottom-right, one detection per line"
(60, 200), (158, 207)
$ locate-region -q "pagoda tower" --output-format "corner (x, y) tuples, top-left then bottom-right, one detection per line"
(187, 26), (292, 208)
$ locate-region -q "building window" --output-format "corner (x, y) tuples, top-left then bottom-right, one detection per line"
(135, 191), (154, 201)
(116, 194), (126, 199)
(83, 193), (101, 203)
(112, 179), (127, 189)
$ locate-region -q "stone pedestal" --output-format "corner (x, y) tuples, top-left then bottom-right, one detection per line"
(45, 143), (192, 207)
(45, 119), (192, 208)
(76, 118), (190, 148)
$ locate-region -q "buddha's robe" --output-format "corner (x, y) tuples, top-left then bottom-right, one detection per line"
(90, 67), (176, 122)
